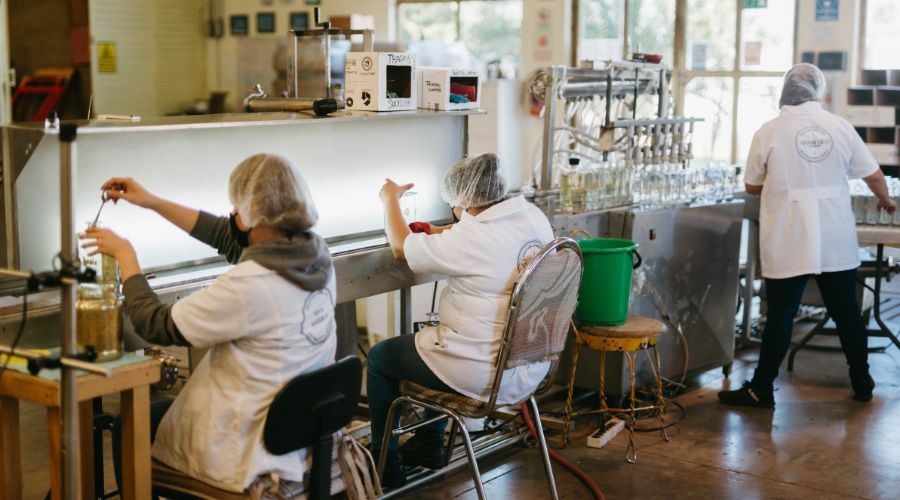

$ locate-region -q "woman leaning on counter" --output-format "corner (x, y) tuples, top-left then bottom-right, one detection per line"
(718, 64), (895, 409)
(80, 154), (336, 493)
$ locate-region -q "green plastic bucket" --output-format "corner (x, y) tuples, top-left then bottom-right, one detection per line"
(575, 238), (641, 326)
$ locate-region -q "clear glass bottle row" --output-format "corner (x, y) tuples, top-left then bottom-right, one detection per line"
(850, 177), (900, 226)
(558, 158), (742, 214)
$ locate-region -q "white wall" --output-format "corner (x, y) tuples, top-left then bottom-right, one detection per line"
(518, 0), (573, 187)
(795, 0), (861, 116)
(90, 0), (207, 117)
(207, 0), (394, 111)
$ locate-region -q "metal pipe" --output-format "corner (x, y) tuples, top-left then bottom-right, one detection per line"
(399, 287), (412, 335)
(0, 345), (112, 376)
(245, 97), (318, 112)
(540, 67), (562, 191)
(58, 123), (78, 499)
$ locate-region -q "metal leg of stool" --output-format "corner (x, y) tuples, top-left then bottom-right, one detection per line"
(624, 351), (638, 464)
(562, 338), (583, 448)
(650, 345), (669, 442)
(598, 350), (608, 414)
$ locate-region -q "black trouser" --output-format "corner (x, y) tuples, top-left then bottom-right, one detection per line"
(751, 268), (870, 392)
(112, 398), (174, 491)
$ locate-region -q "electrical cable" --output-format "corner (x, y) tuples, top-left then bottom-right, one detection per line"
(520, 402), (605, 500)
(0, 291), (29, 379)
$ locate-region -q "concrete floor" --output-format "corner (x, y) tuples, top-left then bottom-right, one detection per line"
(12, 322), (900, 499)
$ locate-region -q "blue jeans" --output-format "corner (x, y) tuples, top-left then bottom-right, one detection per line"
(751, 269), (870, 391)
(367, 333), (455, 455)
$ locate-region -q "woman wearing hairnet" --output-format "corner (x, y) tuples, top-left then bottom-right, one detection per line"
(80, 154), (336, 493)
(370, 153), (554, 487)
(718, 64), (894, 409)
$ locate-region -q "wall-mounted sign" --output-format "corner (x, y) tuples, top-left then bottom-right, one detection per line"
(290, 12), (309, 31)
(230, 15), (249, 36)
(257, 12), (276, 34)
(97, 41), (116, 73)
(816, 0), (839, 21)
(691, 42), (708, 70)
(744, 41), (762, 66)
(743, 0), (767, 8)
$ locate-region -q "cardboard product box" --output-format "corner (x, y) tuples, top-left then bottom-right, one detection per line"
(417, 67), (481, 111)
(345, 52), (417, 112)
(846, 106), (896, 127)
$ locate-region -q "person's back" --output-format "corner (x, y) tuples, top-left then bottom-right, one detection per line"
(89, 154), (339, 493)
(153, 259), (337, 491)
(749, 101), (877, 279)
(719, 64), (889, 409)
(405, 194), (553, 403)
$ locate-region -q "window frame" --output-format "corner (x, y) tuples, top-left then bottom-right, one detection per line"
(575, 0), (799, 164)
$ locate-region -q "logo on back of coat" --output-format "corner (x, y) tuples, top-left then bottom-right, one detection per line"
(517, 240), (543, 272)
(302, 289), (334, 345)
(795, 126), (833, 163)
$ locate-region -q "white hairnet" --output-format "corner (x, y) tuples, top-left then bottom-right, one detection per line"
(779, 63), (827, 107)
(440, 153), (509, 209)
(229, 153), (318, 234)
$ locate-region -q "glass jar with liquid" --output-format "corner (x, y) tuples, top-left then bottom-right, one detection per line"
(76, 283), (123, 362)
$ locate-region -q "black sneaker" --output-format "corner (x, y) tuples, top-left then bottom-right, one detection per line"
(372, 448), (407, 489)
(718, 381), (775, 409)
(400, 431), (447, 470)
(851, 373), (875, 402)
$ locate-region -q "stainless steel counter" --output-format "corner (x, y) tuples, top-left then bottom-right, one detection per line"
(553, 201), (745, 395)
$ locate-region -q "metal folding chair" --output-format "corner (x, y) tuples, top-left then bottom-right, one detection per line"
(377, 237), (583, 500)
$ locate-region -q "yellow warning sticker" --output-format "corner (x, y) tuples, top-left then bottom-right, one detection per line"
(98, 42), (117, 73)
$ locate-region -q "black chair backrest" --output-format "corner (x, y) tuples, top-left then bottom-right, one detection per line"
(263, 356), (362, 456)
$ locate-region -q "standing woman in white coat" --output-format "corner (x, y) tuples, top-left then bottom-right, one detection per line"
(719, 64), (895, 408)
(370, 153), (554, 488)
(80, 154), (337, 493)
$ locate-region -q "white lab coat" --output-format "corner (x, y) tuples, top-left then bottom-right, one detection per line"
(152, 260), (337, 492)
(745, 101), (880, 279)
(404, 195), (554, 404)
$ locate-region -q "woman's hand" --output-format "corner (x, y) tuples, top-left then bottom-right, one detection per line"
(80, 227), (134, 260)
(101, 177), (158, 209)
(379, 179), (414, 205)
(79, 227), (142, 281)
(879, 198), (897, 215)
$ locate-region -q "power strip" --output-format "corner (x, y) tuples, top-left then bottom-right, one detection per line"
(586, 418), (625, 449)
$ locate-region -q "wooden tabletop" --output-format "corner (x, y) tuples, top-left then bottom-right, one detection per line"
(0, 357), (160, 406)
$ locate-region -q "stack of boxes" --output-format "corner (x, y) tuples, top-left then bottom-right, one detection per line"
(846, 69), (900, 169)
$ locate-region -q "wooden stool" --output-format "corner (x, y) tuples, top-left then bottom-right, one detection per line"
(563, 316), (668, 462)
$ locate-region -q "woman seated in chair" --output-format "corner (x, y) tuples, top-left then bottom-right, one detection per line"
(81, 154), (336, 493)
(371, 153), (554, 487)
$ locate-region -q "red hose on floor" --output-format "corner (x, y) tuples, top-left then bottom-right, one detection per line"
(521, 402), (606, 500)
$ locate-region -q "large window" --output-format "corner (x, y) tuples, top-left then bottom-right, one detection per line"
(864, 0), (900, 69)
(578, 0), (675, 67)
(397, 0), (523, 73)
(578, 1), (795, 163)
(681, 0), (795, 163)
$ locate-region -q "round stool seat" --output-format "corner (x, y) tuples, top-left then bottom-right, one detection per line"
(578, 316), (666, 339)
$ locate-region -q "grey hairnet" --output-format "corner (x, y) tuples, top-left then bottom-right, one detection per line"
(440, 153), (509, 209)
(779, 63), (827, 107)
(228, 153), (318, 234)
